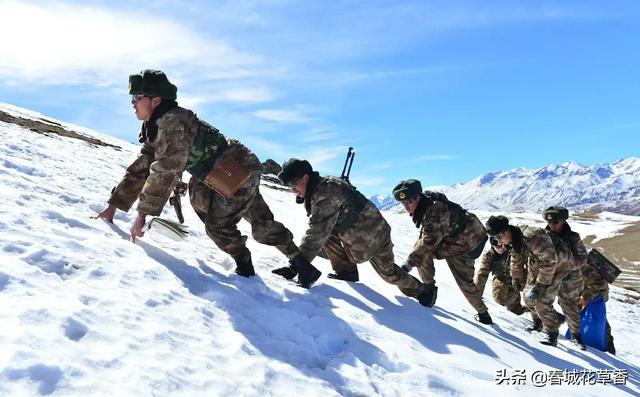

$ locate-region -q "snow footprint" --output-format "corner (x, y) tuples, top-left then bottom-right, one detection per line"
(2, 364), (63, 395)
(23, 249), (79, 278)
(0, 272), (10, 291)
(62, 317), (89, 341)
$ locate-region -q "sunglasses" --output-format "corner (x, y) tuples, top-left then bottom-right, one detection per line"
(131, 94), (148, 102)
(547, 220), (561, 225)
(490, 237), (502, 247)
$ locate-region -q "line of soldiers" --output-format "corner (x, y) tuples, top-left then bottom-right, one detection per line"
(97, 70), (615, 351)
(482, 210), (616, 352)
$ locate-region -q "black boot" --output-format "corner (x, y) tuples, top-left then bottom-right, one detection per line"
(234, 257), (255, 277)
(607, 338), (616, 355)
(526, 317), (543, 332)
(291, 255), (321, 289)
(417, 283), (438, 307)
(327, 270), (359, 282)
(272, 265), (297, 280)
(475, 311), (493, 325)
(540, 331), (559, 346)
(556, 311), (566, 325)
(509, 305), (528, 316)
(573, 333), (587, 350)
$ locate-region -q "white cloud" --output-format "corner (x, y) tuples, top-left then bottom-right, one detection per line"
(302, 146), (344, 171)
(179, 87), (275, 108)
(300, 128), (338, 142)
(0, 1), (257, 86)
(252, 108), (310, 123)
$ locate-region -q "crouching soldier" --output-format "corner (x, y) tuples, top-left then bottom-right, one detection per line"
(96, 70), (320, 287)
(486, 215), (573, 346)
(393, 179), (492, 325)
(543, 206), (587, 349)
(581, 250), (617, 354)
(475, 237), (527, 315)
(273, 159), (433, 306)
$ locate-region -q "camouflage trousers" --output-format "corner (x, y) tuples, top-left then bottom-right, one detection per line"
(323, 232), (426, 298)
(416, 253), (488, 313)
(188, 170), (299, 263)
(523, 272), (564, 332)
(558, 270), (584, 336)
(492, 278), (527, 315)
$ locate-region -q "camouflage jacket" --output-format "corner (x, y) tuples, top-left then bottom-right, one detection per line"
(108, 106), (199, 216)
(475, 248), (512, 293)
(510, 225), (573, 286)
(407, 200), (486, 265)
(299, 174), (390, 263)
(545, 223), (588, 272)
(582, 259), (609, 302)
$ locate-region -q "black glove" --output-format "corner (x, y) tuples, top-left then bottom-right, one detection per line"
(511, 277), (525, 292)
(417, 283), (438, 307)
(272, 266), (297, 280)
(290, 254), (322, 289)
(401, 261), (413, 273)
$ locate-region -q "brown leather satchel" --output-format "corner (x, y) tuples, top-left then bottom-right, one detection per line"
(203, 150), (250, 199)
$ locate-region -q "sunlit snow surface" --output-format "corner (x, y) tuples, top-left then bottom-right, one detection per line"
(1, 104), (638, 396)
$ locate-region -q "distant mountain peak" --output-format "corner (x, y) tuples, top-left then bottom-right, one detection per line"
(372, 158), (640, 215)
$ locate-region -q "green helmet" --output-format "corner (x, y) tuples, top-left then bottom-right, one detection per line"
(278, 158), (313, 185)
(543, 206), (569, 222)
(392, 179), (422, 201)
(485, 215), (509, 236)
(128, 69), (177, 100)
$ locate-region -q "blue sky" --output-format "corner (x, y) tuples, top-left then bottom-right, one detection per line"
(1, 0), (639, 197)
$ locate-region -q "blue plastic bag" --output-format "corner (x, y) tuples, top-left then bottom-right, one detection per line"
(565, 294), (607, 351)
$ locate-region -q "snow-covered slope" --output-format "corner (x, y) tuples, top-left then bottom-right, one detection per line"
(1, 104), (639, 396)
(374, 159), (640, 215)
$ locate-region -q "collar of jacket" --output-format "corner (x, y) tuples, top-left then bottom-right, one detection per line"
(411, 193), (430, 228)
(301, 171), (322, 214)
(510, 224), (525, 254)
(545, 222), (573, 243)
(138, 99), (179, 143)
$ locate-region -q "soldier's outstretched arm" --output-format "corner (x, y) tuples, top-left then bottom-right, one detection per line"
(529, 233), (558, 285)
(94, 204), (117, 223)
(406, 210), (448, 266)
(107, 143), (155, 213)
(136, 119), (194, 216)
(474, 252), (493, 293)
(299, 191), (343, 262)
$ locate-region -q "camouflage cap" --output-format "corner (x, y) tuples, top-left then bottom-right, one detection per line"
(129, 70), (177, 100)
(543, 205), (569, 222)
(392, 179), (422, 201)
(278, 158), (313, 185)
(485, 215), (509, 236)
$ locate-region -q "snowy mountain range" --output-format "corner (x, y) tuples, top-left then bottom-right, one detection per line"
(372, 159), (640, 215)
(1, 102), (639, 396)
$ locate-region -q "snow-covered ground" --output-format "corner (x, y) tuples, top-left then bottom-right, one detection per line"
(1, 105), (639, 396)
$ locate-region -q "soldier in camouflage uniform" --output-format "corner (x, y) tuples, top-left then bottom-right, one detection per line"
(393, 179), (493, 324)
(543, 206), (587, 349)
(273, 159), (432, 305)
(96, 70), (320, 287)
(474, 238), (527, 315)
(581, 257), (616, 354)
(486, 215), (573, 346)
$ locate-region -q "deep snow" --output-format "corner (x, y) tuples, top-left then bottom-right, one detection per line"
(1, 103), (639, 396)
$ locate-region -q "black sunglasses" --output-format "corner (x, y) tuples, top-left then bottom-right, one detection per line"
(131, 94), (148, 102)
